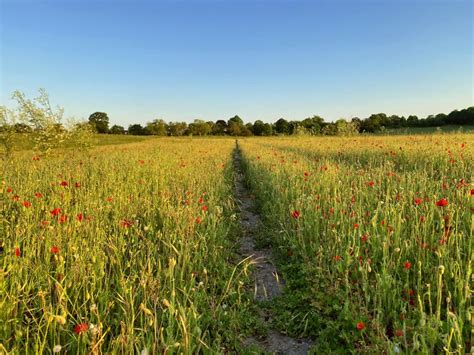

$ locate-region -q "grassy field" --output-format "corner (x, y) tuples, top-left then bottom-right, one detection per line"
(1, 134), (473, 353)
(385, 125), (474, 135)
(3, 133), (154, 152)
(1, 138), (254, 353)
(239, 134), (473, 353)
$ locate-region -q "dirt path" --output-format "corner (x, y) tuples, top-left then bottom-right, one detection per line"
(234, 145), (312, 354)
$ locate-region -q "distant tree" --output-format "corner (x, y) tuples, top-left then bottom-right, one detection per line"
(351, 117), (362, 132)
(289, 121), (307, 135)
(321, 122), (337, 135)
(227, 115), (245, 136)
(187, 119), (211, 136)
(128, 124), (145, 135)
(227, 121), (242, 136)
(167, 122), (188, 136)
(302, 115), (324, 135)
(360, 113), (387, 132)
(387, 115), (403, 128)
(110, 125), (125, 134)
(274, 118), (290, 134)
(262, 123), (273, 136)
(252, 120), (265, 136)
(206, 121), (215, 132)
(212, 120), (228, 135)
(228, 115), (244, 126)
(146, 119), (167, 136)
(406, 115), (419, 127)
(447, 107), (474, 125)
(88, 112), (109, 133)
(335, 119), (359, 136)
(245, 122), (254, 136)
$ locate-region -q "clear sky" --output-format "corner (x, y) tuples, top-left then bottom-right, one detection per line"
(1, 0), (472, 126)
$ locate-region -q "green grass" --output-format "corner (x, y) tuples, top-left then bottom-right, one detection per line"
(383, 125), (474, 135)
(4, 133), (154, 151)
(239, 134), (473, 353)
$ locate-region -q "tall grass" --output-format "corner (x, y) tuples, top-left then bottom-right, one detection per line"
(1, 138), (251, 353)
(239, 134), (473, 353)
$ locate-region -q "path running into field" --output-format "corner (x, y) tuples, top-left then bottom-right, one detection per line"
(234, 143), (312, 354)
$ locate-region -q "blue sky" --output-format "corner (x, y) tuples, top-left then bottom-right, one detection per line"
(1, 0), (472, 126)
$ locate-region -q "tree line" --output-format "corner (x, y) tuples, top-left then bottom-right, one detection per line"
(3, 88), (473, 137)
(87, 107), (474, 136)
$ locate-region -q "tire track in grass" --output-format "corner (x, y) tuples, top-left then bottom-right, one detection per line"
(234, 141), (313, 354)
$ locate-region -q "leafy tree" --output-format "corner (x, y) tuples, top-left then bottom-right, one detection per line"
(212, 120), (228, 135)
(351, 117), (362, 132)
(335, 119), (359, 136)
(228, 115), (244, 126)
(227, 115), (245, 136)
(88, 112), (109, 133)
(261, 123), (273, 136)
(252, 120), (265, 136)
(128, 124), (145, 135)
(244, 123), (254, 136)
(321, 123), (337, 135)
(274, 118), (290, 134)
(302, 115), (324, 135)
(167, 122), (188, 136)
(187, 119), (211, 136)
(227, 121), (242, 136)
(146, 119), (167, 136)
(110, 125), (125, 134)
(406, 115), (419, 126)
(11, 89), (68, 154)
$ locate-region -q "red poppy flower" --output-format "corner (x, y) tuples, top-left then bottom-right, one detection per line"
(367, 181), (375, 187)
(120, 219), (133, 228)
(106, 197), (113, 202)
(435, 198), (448, 207)
(395, 329), (404, 337)
(6, 187), (12, 193)
(470, 189), (474, 196)
(291, 210), (301, 219)
(74, 323), (89, 334)
(51, 208), (61, 216)
(353, 223), (360, 229)
(334, 255), (341, 261)
(76, 213), (84, 222)
(201, 205), (208, 212)
(329, 207), (334, 214)
(304, 172), (309, 177)
(198, 197), (204, 204)
(58, 215), (67, 224)
(420, 215), (425, 222)
(404, 261), (411, 270)
(60, 181), (68, 187)
(32, 156), (40, 161)
(12, 195), (20, 201)
(22, 201), (31, 208)
(414, 198), (422, 206)
(14, 247), (21, 257)
(361, 234), (368, 243)
(50, 246), (59, 254)
(75, 182), (81, 188)
(35, 192), (43, 198)
(195, 217), (202, 224)
(356, 322), (365, 331)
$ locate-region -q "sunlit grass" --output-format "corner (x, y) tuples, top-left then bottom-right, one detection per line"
(239, 134), (473, 353)
(1, 138), (252, 353)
